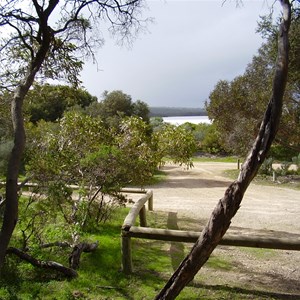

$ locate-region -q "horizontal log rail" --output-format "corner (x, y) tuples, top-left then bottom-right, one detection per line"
(124, 226), (300, 251)
(121, 190), (300, 274)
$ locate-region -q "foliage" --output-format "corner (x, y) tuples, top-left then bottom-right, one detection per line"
(25, 112), (159, 243)
(206, 12), (300, 157)
(192, 123), (225, 154)
(24, 84), (97, 123)
(258, 157), (274, 176)
(20, 109), (197, 260)
(155, 123), (196, 168)
(0, 0), (148, 269)
(258, 153), (300, 177)
(150, 116), (165, 132)
(85, 90), (150, 128)
(292, 153), (300, 174)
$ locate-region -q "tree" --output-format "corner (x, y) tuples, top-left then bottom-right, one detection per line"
(14, 112), (159, 274)
(132, 99), (150, 123)
(155, 0), (291, 298)
(155, 123), (196, 169)
(86, 90), (150, 128)
(206, 6), (299, 157)
(0, 0), (147, 270)
(24, 84), (97, 123)
(0, 92), (13, 176)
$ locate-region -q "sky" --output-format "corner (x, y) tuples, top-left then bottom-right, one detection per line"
(79, 0), (281, 108)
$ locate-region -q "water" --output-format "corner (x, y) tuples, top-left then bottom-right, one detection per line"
(162, 115), (211, 125)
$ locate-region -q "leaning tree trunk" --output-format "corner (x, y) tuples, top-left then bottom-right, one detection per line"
(155, 1), (291, 299)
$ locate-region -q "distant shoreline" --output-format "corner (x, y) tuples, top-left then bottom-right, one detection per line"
(149, 106), (207, 117)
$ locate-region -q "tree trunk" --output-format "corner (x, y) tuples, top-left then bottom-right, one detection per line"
(0, 2), (58, 271)
(155, 1), (291, 299)
(69, 242), (99, 269)
(0, 88), (27, 270)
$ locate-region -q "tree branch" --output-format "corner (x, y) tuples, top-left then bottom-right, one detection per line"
(6, 247), (78, 278)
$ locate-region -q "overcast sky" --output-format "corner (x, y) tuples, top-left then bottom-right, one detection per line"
(80, 0), (280, 108)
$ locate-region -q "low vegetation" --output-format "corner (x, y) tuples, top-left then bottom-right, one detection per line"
(0, 208), (284, 300)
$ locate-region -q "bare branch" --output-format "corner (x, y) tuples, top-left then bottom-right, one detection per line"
(6, 247), (78, 278)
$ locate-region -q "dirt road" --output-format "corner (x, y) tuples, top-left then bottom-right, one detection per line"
(134, 162), (300, 298)
(149, 162), (300, 234)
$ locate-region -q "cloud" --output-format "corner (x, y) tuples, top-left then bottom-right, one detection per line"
(80, 0), (279, 107)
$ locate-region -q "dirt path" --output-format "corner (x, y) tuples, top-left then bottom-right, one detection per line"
(133, 162), (300, 298)
(149, 162), (300, 234)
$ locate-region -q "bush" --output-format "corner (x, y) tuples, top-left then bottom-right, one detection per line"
(258, 157), (274, 175)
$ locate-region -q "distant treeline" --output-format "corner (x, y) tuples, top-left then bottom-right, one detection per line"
(149, 107), (207, 117)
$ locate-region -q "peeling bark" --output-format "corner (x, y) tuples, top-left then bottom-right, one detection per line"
(155, 1), (291, 299)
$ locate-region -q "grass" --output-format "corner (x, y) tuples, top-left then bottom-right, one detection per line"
(1, 156), (298, 299)
(0, 216), (293, 297)
(0, 208), (284, 300)
(238, 247), (277, 260)
(192, 156), (239, 163)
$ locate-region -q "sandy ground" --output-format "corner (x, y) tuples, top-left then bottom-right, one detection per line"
(148, 162), (300, 234)
(128, 162), (300, 298)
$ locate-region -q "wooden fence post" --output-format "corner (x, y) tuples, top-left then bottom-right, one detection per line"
(148, 192), (153, 211)
(121, 235), (132, 274)
(139, 205), (147, 227)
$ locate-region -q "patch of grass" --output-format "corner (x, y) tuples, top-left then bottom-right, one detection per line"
(145, 169), (168, 185)
(1, 207), (286, 300)
(193, 156), (240, 163)
(238, 247), (277, 260)
(206, 255), (233, 271)
(223, 169), (240, 180)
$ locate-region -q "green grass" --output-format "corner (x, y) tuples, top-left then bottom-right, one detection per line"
(3, 173), (296, 300)
(192, 156), (240, 163)
(0, 208), (282, 300)
(238, 247), (277, 260)
(145, 169), (168, 186)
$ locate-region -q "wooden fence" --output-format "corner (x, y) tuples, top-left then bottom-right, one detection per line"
(121, 189), (300, 274)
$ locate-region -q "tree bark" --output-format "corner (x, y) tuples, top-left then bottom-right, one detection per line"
(0, 1), (59, 271)
(6, 247), (78, 278)
(155, 1), (291, 299)
(69, 241), (99, 270)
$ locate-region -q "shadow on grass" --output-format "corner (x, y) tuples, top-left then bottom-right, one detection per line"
(167, 212), (186, 271)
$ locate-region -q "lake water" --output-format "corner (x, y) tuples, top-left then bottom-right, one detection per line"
(163, 116), (211, 125)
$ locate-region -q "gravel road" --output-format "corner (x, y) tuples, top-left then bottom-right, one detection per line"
(129, 162), (300, 297)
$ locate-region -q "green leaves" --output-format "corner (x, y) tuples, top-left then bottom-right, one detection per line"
(155, 123), (196, 169)
(206, 14), (300, 157)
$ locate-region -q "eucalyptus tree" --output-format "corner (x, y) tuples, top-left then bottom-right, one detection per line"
(0, 0), (147, 270)
(206, 5), (300, 157)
